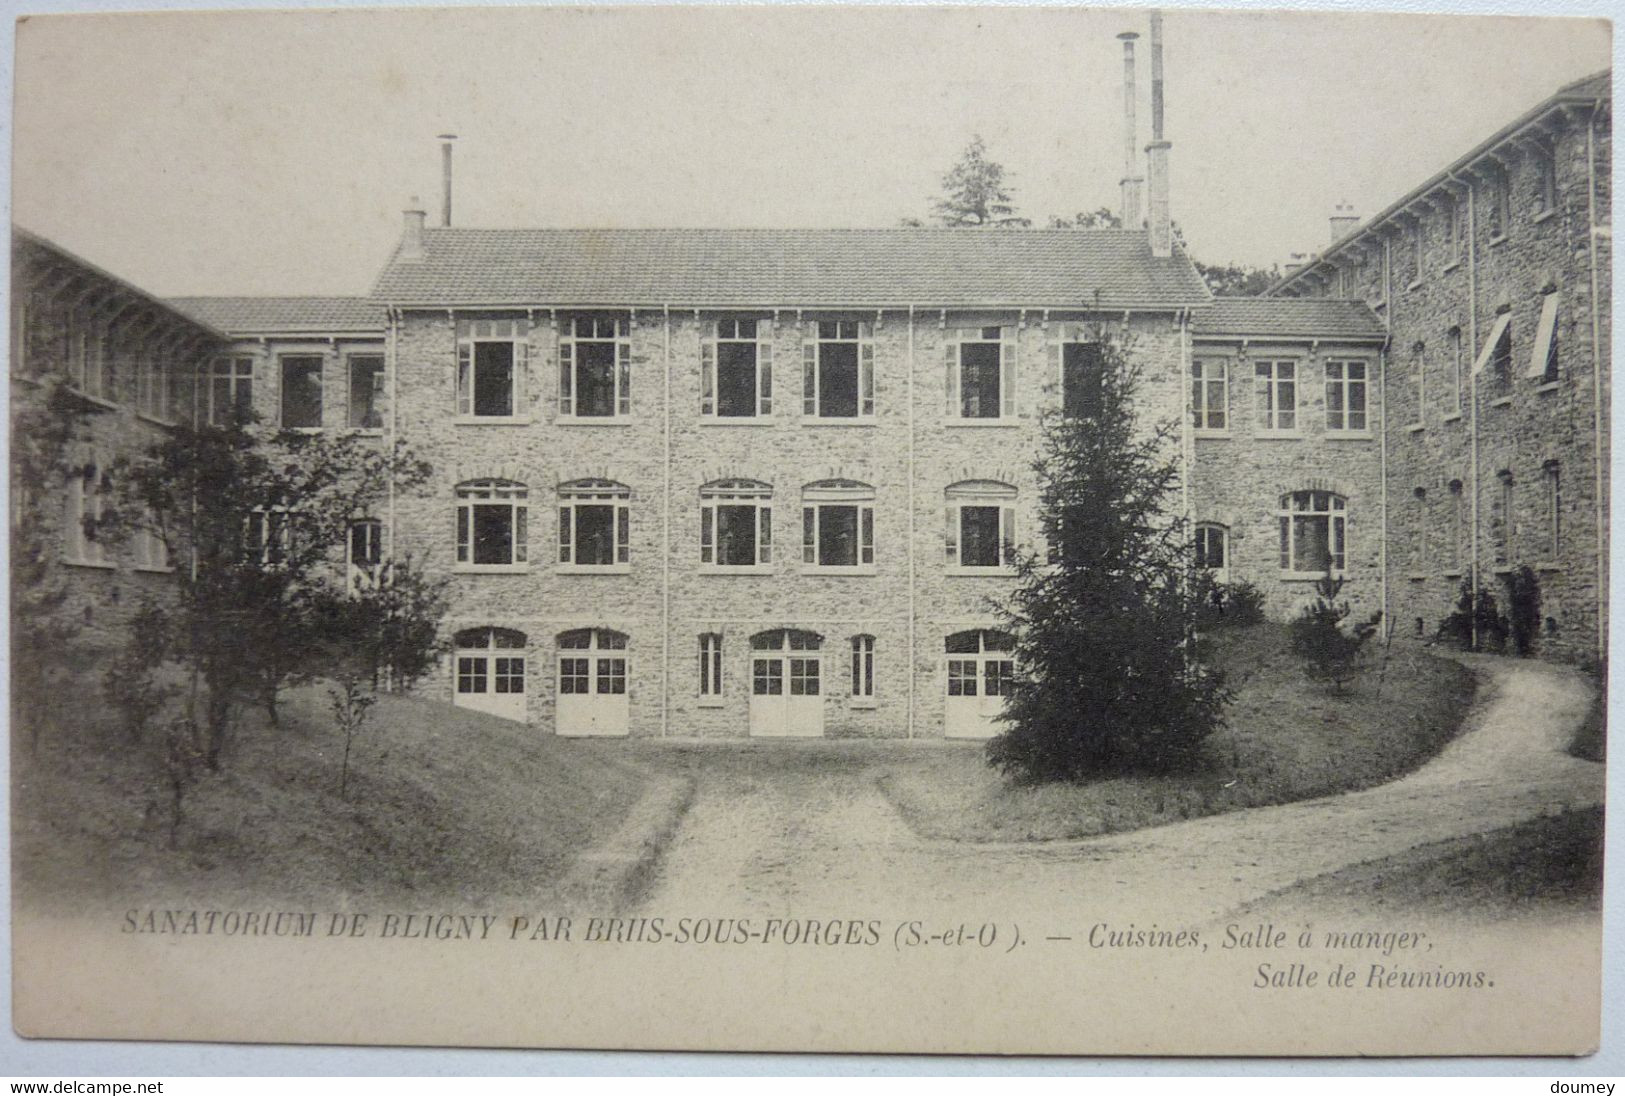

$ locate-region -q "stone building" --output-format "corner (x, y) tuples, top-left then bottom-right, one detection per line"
(1272, 70), (1611, 663)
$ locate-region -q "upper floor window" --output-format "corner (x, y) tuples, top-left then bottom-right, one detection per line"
(801, 480), (875, 572)
(1449, 325), (1465, 412)
(559, 316), (629, 419)
(63, 460), (111, 566)
(456, 317), (529, 419)
(702, 318), (773, 419)
(1407, 221), (1423, 283)
(1446, 194), (1465, 261)
(1475, 311), (1513, 391)
(133, 509), (170, 573)
(1254, 359), (1297, 433)
(135, 340), (170, 422)
(1060, 340), (1104, 419)
(67, 319), (114, 403)
(244, 506), (293, 567)
(1529, 293), (1560, 383)
(1194, 522), (1229, 583)
(280, 355), (324, 429)
(1278, 490), (1346, 575)
(1533, 151), (1558, 217)
(1324, 360), (1368, 433)
(1484, 170), (1510, 240)
(348, 354), (386, 429)
(1192, 357), (1228, 432)
(456, 478), (528, 570)
(1543, 460), (1562, 559)
(804, 321), (874, 420)
(1410, 346), (1426, 428)
(204, 356), (254, 427)
(945, 480), (1017, 573)
(700, 479), (773, 570)
(946, 326), (1012, 421)
(347, 518), (382, 589)
(558, 479), (630, 570)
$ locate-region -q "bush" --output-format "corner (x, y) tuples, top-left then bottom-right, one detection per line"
(1288, 571), (1379, 691)
(1198, 579), (1266, 630)
(1437, 576), (1509, 653)
(1507, 565), (1542, 657)
(101, 604), (176, 744)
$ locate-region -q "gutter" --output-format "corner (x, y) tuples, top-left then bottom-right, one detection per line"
(1586, 101), (1607, 661)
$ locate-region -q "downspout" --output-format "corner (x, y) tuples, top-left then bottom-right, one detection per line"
(907, 304), (917, 739)
(1466, 179), (1480, 648)
(1179, 308), (1192, 526)
(387, 305), (398, 560)
(1586, 103), (1607, 662)
(662, 305), (672, 737)
(1378, 337), (1389, 641)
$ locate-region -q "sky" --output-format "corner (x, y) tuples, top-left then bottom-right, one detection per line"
(9, 4), (1612, 297)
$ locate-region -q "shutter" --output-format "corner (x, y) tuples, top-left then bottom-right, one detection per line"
(1001, 506), (1016, 563)
(860, 328), (875, 417)
(558, 338), (574, 416)
(1527, 293), (1560, 378)
(700, 336), (716, 416)
(802, 329), (817, 417)
(617, 504), (630, 563)
(1001, 327), (1016, 419)
(759, 506), (773, 564)
(944, 336), (959, 417)
(456, 504), (469, 563)
(700, 505), (714, 564)
(558, 505), (571, 564)
(758, 320), (774, 416)
(456, 342), (472, 416)
(802, 506), (816, 564)
(514, 506), (528, 564)
(513, 338), (529, 415)
(945, 505), (958, 566)
(617, 339), (632, 417)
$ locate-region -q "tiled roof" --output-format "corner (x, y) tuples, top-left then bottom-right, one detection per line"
(1193, 297), (1387, 340)
(166, 296), (386, 334)
(370, 228), (1212, 310)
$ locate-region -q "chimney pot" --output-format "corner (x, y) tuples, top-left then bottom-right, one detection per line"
(401, 198), (427, 263)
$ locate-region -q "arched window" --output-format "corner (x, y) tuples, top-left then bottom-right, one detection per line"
(456, 479), (528, 569)
(1448, 479), (1466, 572)
(945, 481), (1017, 571)
(1278, 490), (1346, 574)
(557, 628), (629, 696)
(1194, 523), (1229, 582)
(850, 634), (875, 700)
(700, 479), (773, 569)
(557, 479), (630, 569)
(944, 630), (1016, 698)
(802, 480), (875, 570)
(453, 627), (528, 715)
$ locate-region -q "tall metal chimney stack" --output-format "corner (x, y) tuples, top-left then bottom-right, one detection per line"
(1117, 32), (1143, 229)
(1145, 11), (1173, 258)
(438, 133), (458, 227)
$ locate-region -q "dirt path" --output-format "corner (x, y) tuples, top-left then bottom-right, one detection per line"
(633, 656), (1602, 925)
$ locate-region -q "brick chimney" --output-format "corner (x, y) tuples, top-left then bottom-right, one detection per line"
(1330, 202), (1360, 243)
(1118, 31), (1144, 229)
(400, 198), (427, 263)
(1145, 11), (1172, 257)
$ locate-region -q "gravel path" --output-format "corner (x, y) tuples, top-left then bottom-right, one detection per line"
(634, 655), (1602, 926)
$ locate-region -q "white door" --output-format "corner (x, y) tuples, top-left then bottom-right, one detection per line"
(556, 629), (630, 737)
(944, 630), (1015, 739)
(453, 628), (528, 722)
(748, 630), (824, 738)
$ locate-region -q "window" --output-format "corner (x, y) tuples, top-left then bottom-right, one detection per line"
(67, 318), (112, 402)
(136, 340), (169, 421)
(558, 479), (630, 569)
(702, 318), (773, 418)
(945, 480), (1017, 571)
(1528, 293), (1560, 382)
(1449, 326), (1465, 413)
(347, 518), (382, 589)
(944, 630), (1017, 696)
(1060, 341), (1105, 419)
(63, 461), (110, 566)
(244, 507), (293, 566)
(280, 355), (324, 429)
(700, 479), (773, 569)
(946, 326), (1011, 421)
(1410, 347), (1426, 427)
(456, 317), (529, 419)
(1447, 194), (1465, 261)
(133, 517), (170, 572)
(455, 479), (528, 569)
(850, 634), (875, 700)
(1408, 221), (1423, 283)
(1191, 358), (1228, 432)
(10, 299), (29, 378)
(1471, 311), (1513, 392)
(1449, 480), (1466, 573)
(1254, 359), (1297, 432)
(1543, 461), (1561, 559)
(558, 629), (629, 695)
(698, 633), (723, 698)
(1278, 490), (1347, 575)
(1324, 360), (1368, 433)
(801, 480), (875, 571)
(204, 356), (254, 427)
(1534, 151), (1558, 217)
(456, 627), (527, 701)
(1412, 487), (1429, 572)
(1485, 170), (1510, 239)
(804, 320), (874, 419)
(559, 316), (629, 419)
(1496, 471), (1515, 566)
(348, 354), (386, 429)
(1194, 523), (1229, 582)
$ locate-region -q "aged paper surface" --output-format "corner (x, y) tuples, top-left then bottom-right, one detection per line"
(8, 4), (1610, 1056)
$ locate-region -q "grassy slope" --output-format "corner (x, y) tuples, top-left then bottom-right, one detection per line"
(880, 625), (1477, 843)
(13, 684), (656, 911)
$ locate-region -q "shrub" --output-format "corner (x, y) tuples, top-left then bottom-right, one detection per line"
(1437, 575), (1509, 653)
(1289, 570), (1380, 691)
(1198, 579), (1266, 629)
(1507, 565), (1542, 657)
(101, 604), (177, 744)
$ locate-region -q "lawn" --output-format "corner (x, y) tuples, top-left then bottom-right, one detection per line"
(12, 681), (660, 912)
(1568, 675), (1606, 762)
(879, 624), (1477, 843)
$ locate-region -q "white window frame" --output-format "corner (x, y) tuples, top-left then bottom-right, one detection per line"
(802, 320), (875, 421)
(850, 634), (876, 706)
(347, 352), (387, 430)
(1254, 359), (1298, 434)
(557, 479), (631, 573)
(204, 355), (254, 427)
(63, 460), (112, 568)
(1278, 490), (1347, 577)
(455, 479), (529, 572)
(1192, 357), (1228, 434)
(1194, 522), (1229, 583)
(68, 316), (113, 404)
(1496, 471), (1516, 567)
(135, 335), (171, 423)
(700, 479), (774, 572)
(698, 633), (724, 702)
(800, 480), (876, 574)
(1324, 359), (1369, 435)
(1544, 461), (1562, 560)
(347, 518), (383, 590)
(557, 628), (630, 697)
(945, 325), (1015, 423)
(244, 506), (294, 568)
(701, 318), (773, 420)
(456, 317), (529, 422)
(558, 315), (630, 421)
(945, 480), (1018, 575)
(1528, 293), (1560, 382)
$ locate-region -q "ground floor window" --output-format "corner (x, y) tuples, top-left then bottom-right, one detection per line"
(1194, 523), (1229, 582)
(1278, 490), (1346, 574)
(850, 634), (875, 699)
(453, 627), (528, 721)
(699, 633), (723, 697)
(558, 628), (629, 695)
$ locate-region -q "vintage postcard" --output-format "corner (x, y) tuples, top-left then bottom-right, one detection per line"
(7, 4), (1610, 1056)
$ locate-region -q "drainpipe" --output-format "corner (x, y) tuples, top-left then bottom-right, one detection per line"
(387, 306), (398, 561)
(1378, 337), (1389, 642)
(1585, 103), (1607, 662)
(662, 304), (672, 737)
(1179, 308), (1192, 526)
(907, 304), (917, 739)
(1466, 179), (1480, 648)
